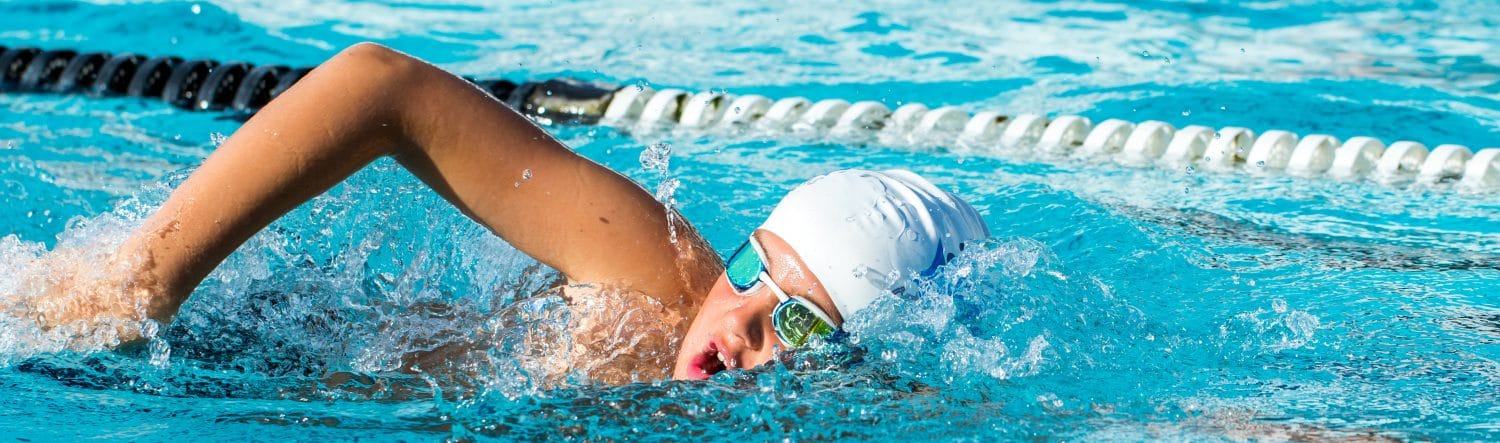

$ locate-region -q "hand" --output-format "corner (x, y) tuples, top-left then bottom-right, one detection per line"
(6, 245), (164, 349)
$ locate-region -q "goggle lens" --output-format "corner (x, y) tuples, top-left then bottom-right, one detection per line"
(725, 240), (763, 291)
(772, 299), (835, 347)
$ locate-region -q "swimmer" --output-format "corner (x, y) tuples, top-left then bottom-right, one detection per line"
(18, 43), (988, 383)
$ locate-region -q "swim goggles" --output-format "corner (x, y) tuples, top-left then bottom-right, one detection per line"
(725, 235), (838, 348)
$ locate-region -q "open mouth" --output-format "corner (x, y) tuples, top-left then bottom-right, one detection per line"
(689, 340), (731, 379)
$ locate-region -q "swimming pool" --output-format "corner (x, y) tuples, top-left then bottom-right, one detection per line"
(2, 0), (1498, 440)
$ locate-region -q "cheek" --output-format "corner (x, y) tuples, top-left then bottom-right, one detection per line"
(683, 278), (736, 337)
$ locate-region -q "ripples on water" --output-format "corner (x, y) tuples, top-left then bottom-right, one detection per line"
(1, 0), (1498, 440)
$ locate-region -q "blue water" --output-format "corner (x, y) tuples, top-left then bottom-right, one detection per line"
(2, 0), (1499, 440)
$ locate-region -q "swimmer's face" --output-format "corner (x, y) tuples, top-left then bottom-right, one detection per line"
(672, 229), (844, 380)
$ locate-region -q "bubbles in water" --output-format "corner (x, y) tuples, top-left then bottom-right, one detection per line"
(209, 132), (228, 146)
(1223, 298), (1322, 353)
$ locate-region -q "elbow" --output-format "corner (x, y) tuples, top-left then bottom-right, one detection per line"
(329, 42), (426, 85)
(318, 42), (436, 150)
(336, 42), (413, 66)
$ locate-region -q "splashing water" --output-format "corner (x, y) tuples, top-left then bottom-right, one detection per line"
(640, 142), (682, 244)
(0, 160), (692, 402)
(0, 197), (159, 363)
(2, 0), (1498, 440)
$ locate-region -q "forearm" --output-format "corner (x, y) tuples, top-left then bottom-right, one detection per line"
(123, 44), (409, 320)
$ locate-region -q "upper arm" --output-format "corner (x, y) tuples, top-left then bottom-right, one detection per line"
(382, 48), (721, 304)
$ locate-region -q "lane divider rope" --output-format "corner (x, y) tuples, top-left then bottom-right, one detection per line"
(601, 87), (1499, 194)
(1, 46), (1495, 194)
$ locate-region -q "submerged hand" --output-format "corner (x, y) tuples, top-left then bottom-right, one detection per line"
(5, 246), (165, 348)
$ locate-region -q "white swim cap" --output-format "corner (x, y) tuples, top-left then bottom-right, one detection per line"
(759, 169), (990, 321)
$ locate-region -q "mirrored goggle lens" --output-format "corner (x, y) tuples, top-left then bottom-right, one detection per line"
(725, 241), (763, 291)
(772, 300), (835, 347)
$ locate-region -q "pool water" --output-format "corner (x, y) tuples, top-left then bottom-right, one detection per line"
(2, 0), (1498, 440)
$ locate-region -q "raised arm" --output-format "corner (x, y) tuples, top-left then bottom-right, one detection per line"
(69, 43), (719, 332)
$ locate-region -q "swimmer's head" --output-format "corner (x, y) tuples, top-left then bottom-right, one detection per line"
(759, 169), (991, 317)
(673, 169), (989, 380)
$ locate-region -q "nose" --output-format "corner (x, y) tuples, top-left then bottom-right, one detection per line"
(720, 288), (779, 354)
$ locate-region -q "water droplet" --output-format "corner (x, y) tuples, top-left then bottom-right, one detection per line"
(639, 142), (672, 173)
(1213, 132), (1222, 139)
(190, 3), (201, 14)
(1240, 48), (1246, 53)
(521, 168), (533, 181)
(1185, 166), (1196, 174)
(1140, 50), (1150, 57)
(1181, 109), (1191, 117)
(851, 267), (866, 278)
(1162, 56), (1172, 64)
(513, 181), (520, 188)
(1219, 105), (1227, 111)
(1255, 160), (1266, 168)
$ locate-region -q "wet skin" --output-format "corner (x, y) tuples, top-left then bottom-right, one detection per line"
(672, 230), (844, 380)
(23, 42), (836, 383)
